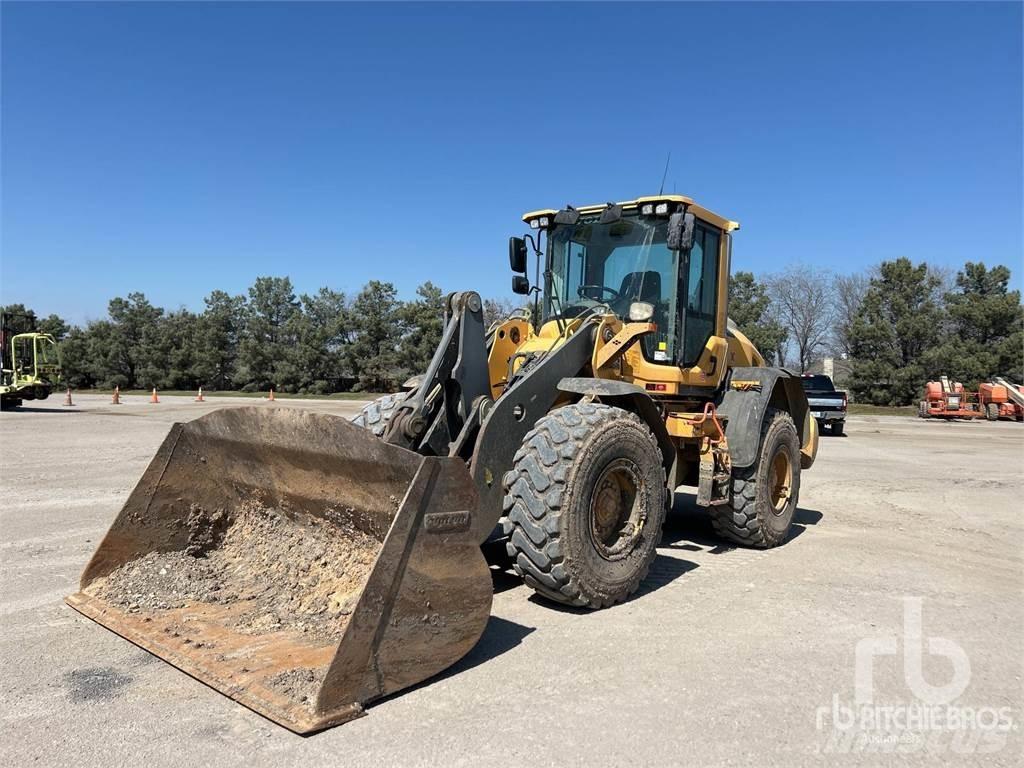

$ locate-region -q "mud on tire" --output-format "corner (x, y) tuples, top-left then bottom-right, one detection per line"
(501, 403), (667, 609)
(351, 392), (409, 437)
(709, 407), (801, 548)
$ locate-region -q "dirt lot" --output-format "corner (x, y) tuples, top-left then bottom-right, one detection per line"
(1, 395), (1021, 766)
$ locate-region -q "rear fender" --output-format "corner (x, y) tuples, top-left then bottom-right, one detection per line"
(716, 367), (817, 470)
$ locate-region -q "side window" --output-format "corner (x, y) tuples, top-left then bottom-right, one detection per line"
(680, 225), (720, 365)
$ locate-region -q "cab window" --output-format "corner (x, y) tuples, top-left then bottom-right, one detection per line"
(679, 224), (720, 366)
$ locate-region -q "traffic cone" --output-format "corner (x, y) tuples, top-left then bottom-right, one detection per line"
(112, 386), (121, 405)
(150, 388), (160, 404)
(267, 388), (276, 402)
(195, 387), (205, 402)
(63, 387), (74, 406)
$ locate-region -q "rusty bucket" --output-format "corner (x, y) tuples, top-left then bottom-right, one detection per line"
(66, 407), (492, 733)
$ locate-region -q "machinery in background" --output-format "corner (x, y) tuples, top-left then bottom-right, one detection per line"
(918, 376), (982, 420)
(978, 378), (1024, 422)
(0, 312), (61, 410)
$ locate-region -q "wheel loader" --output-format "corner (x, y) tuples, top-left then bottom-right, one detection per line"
(67, 194), (818, 733)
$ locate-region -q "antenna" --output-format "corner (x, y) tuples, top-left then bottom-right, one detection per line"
(658, 152), (671, 195)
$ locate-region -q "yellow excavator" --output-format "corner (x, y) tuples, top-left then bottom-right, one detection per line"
(68, 195), (817, 732)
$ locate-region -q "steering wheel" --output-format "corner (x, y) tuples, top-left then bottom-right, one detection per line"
(577, 284), (621, 302)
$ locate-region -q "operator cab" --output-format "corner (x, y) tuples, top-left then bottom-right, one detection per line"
(515, 195), (739, 371)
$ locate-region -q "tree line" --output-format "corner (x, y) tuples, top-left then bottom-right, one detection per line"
(4, 258), (1020, 405)
(2, 279), (515, 394)
(729, 258), (1022, 405)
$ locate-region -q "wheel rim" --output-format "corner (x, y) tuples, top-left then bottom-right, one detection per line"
(589, 458), (644, 559)
(769, 448), (793, 515)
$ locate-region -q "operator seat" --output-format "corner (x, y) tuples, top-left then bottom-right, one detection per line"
(617, 271), (662, 305)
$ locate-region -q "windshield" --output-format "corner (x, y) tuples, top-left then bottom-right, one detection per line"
(546, 214), (678, 362)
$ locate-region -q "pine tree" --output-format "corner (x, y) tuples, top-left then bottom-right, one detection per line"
(193, 291), (246, 390)
(397, 282), (445, 380)
(348, 281), (401, 392)
(237, 277), (300, 391)
(927, 262), (1023, 386)
(848, 258), (943, 405)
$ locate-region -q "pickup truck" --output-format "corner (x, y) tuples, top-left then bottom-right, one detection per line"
(800, 374), (847, 436)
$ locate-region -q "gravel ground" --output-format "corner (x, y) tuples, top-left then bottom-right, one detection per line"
(1, 394), (1021, 766)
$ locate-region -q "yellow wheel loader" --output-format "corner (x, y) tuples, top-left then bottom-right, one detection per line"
(68, 194), (818, 733)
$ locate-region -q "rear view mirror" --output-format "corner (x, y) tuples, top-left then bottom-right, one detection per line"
(509, 237), (528, 273)
(667, 211), (695, 252)
(512, 275), (531, 295)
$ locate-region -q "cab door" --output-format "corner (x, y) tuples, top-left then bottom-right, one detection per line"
(676, 222), (728, 389)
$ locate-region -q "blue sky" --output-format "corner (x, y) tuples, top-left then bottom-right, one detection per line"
(2, 1), (1021, 324)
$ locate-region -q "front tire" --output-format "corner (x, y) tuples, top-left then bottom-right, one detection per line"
(502, 403), (667, 608)
(985, 402), (1000, 421)
(709, 407), (801, 548)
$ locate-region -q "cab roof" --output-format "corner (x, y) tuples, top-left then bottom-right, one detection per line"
(522, 194), (739, 232)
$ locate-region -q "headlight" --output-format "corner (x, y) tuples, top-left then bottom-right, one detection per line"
(640, 203), (654, 215)
(655, 202), (669, 215)
(538, 216), (549, 227)
(629, 302), (654, 322)
(529, 219), (540, 229)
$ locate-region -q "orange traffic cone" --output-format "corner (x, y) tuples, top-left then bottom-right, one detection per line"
(267, 388), (276, 402)
(112, 386), (121, 405)
(63, 387), (74, 406)
(150, 388), (160, 404)
(195, 387), (205, 402)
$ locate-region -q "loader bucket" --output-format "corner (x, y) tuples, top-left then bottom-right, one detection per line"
(66, 407), (492, 733)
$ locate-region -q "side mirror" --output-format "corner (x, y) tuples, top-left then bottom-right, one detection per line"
(509, 237), (528, 273)
(667, 211), (696, 252)
(512, 275), (531, 295)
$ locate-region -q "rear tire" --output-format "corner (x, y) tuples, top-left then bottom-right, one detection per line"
(919, 401), (929, 418)
(985, 402), (1000, 421)
(351, 392), (409, 437)
(502, 403), (667, 608)
(709, 407), (801, 548)
(830, 421), (845, 436)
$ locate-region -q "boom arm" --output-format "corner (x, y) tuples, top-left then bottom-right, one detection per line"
(381, 290), (601, 540)
(383, 291), (492, 459)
